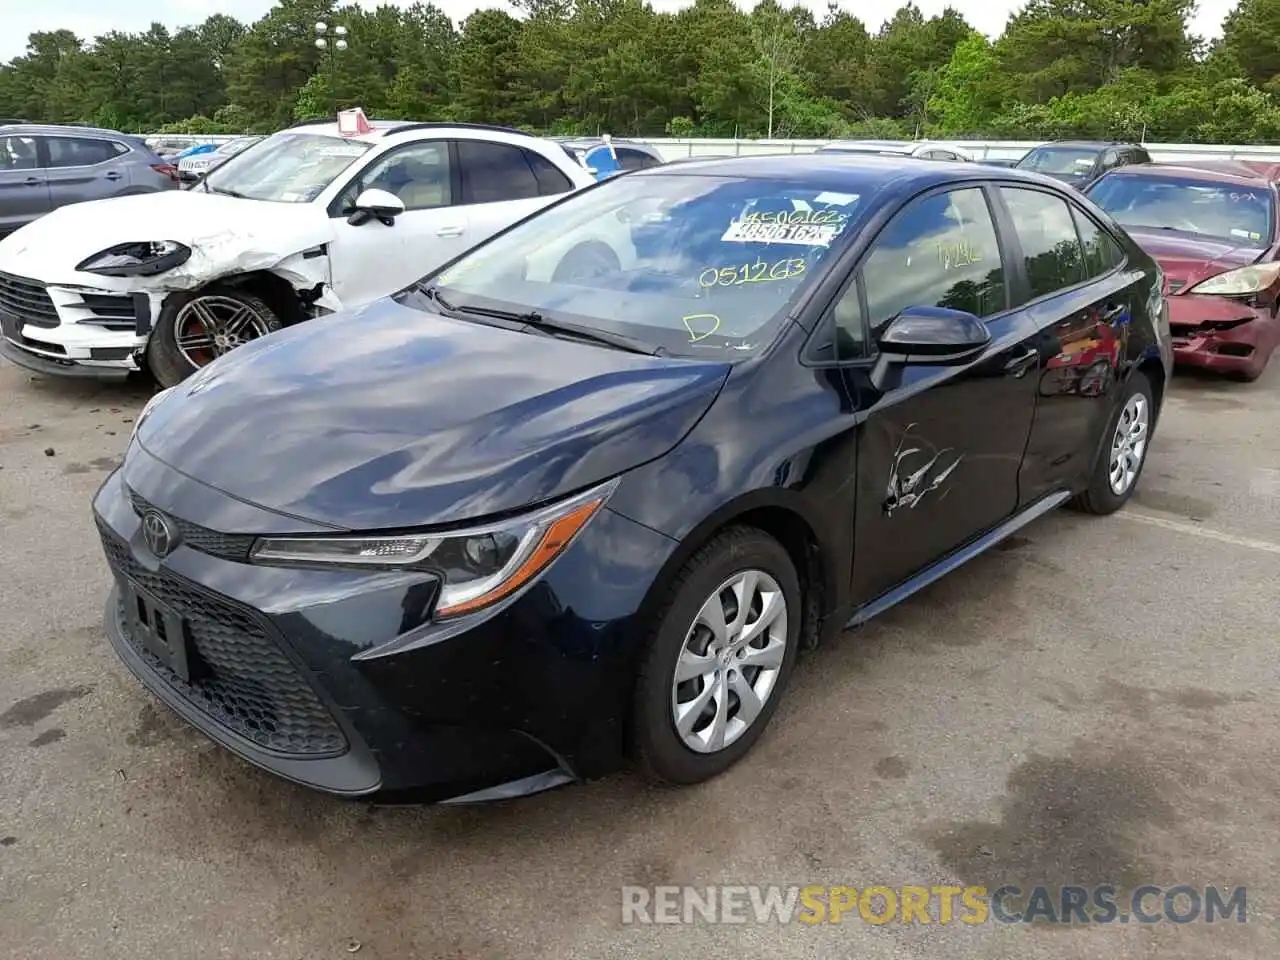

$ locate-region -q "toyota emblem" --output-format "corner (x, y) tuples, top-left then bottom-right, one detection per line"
(141, 510), (178, 558)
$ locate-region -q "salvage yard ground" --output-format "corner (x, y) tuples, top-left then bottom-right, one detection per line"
(1, 358), (1279, 960)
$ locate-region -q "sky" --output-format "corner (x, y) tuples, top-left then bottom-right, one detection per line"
(1, 0), (1241, 63)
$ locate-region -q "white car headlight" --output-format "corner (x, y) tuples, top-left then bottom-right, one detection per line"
(1187, 261), (1280, 296)
(250, 478), (619, 619)
(76, 241), (192, 278)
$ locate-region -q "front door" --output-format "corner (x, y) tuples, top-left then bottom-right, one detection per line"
(0, 133), (50, 237)
(837, 184), (1042, 605)
(326, 139), (472, 308)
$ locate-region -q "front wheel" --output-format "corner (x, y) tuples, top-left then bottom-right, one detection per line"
(146, 285), (280, 387)
(631, 527), (801, 785)
(1070, 370), (1154, 515)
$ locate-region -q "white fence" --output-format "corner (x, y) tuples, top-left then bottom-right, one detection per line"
(142, 132), (1280, 164)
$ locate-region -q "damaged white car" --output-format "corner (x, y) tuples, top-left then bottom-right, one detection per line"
(0, 114), (597, 384)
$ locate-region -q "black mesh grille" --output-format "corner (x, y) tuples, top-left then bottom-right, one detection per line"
(128, 489), (256, 562)
(99, 522), (347, 757)
(0, 271), (59, 328)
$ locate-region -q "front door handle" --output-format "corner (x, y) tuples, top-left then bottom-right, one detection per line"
(22, 177), (41, 186)
(436, 225), (465, 238)
(1003, 346), (1039, 377)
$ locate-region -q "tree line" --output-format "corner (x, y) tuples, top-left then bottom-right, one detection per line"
(5, 0), (1280, 143)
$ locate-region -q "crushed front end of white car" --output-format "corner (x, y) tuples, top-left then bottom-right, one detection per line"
(0, 191), (338, 379)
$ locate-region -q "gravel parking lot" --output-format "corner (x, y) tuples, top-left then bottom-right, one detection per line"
(1, 357), (1278, 960)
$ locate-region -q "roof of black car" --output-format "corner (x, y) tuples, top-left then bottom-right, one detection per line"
(638, 152), (1043, 190)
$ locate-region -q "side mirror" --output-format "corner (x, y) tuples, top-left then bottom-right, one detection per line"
(348, 188), (405, 226)
(870, 306), (991, 389)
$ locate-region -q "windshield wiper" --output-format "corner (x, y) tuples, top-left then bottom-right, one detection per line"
(202, 182), (249, 199)
(427, 293), (662, 356)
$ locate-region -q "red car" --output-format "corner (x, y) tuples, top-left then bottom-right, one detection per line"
(1085, 162), (1280, 381)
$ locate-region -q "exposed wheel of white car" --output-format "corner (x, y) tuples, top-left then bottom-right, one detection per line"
(631, 526), (801, 785)
(147, 285), (281, 387)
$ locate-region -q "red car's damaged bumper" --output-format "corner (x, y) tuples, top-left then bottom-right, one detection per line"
(1166, 293), (1279, 378)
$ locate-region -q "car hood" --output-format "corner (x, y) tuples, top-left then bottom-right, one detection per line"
(0, 191), (329, 291)
(1124, 228), (1266, 288)
(137, 297), (733, 530)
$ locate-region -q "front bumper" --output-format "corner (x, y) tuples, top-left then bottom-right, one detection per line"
(0, 270), (155, 376)
(1167, 293), (1273, 375)
(92, 449), (678, 801)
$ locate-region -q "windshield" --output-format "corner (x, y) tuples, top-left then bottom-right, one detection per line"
(1016, 147), (1100, 175)
(1087, 174), (1275, 245)
(426, 173), (865, 356)
(217, 137), (260, 157)
(202, 132), (371, 203)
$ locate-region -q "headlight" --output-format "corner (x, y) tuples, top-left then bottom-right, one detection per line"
(1187, 261), (1280, 296)
(76, 241), (191, 278)
(250, 478), (619, 619)
(133, 386), (175, 439)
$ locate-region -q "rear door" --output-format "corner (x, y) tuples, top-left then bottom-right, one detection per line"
(455, 138), (577, 239)
(993, 184), (1140, 505)
(41, 135), (133, 209)
(0, 133), (50, 236)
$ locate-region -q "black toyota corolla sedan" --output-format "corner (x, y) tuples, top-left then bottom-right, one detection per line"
(93, 155), (1172, 802)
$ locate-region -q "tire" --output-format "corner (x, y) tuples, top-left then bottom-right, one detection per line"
(1070, 370), (1154, 515)
(631, 526), (801, 785)
(146, 285), (281, 387)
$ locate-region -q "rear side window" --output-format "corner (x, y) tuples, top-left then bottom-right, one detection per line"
(0, 135), (39, 170)
(860, 187), (1006, 332)
(616, 148), (660, 172)
(1000, 187), (1085, 300)
(524, 149), (574, 195)
(44, 137), (124, 167)
(1073, 209), (1125, 278)
(458, 140), (540, 204)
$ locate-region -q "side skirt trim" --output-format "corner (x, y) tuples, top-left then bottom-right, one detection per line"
(846, 490), (1072, 629)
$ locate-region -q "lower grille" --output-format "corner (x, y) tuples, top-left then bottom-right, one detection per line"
(0, 271), (59, 328)
(128, 489), (256, 562)
(99, 522), (347, 757)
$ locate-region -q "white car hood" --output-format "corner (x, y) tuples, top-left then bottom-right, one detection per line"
(0, 191), (332, 292)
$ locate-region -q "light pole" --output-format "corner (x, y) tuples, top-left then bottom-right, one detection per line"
(314, 22), (349, 114)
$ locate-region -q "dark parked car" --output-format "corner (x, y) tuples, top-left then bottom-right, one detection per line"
(93, 156), (1171, 802)
(1015, 140), (1151, 190)
(554, 136), (665, 178)
(1086, 162), (1280, 381)
(0, 123), (178, 238)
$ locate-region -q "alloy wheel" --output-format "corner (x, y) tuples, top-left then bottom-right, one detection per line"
(671, 569), (788, 754)
(174, 295), (274, 368)
(1108, 393), (1149, 495)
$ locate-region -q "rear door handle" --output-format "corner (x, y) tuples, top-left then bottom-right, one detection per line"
(104, 171), (123, 181)
(436, 225), (465, 238)
(1003, 346), (1039, 377)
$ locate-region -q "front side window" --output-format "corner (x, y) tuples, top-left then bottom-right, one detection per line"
(429, 172), (869, 357)
(202, 132), (372, 203)
(1086, 173), (1275, 247)
(617, 148), (660, 172)
(45, 137), (123, 167)
(860, 187), (1006, 333)
(1000, 187), (1085, 301)
(337, 141), (451, 213)
(1017, 147), (1101, 176)
(0, 135), (39, 170)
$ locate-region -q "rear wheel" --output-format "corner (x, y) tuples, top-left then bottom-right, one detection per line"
(631, 527), (800, 785)
(147, 285), (280, 387)
(1070, 370), (1153, 515)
